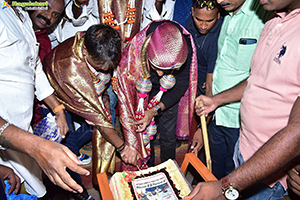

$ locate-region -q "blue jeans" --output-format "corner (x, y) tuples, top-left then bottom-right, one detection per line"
(208, 119), (240, 179)
(233, 141), (288, 200)
(63, 113), (93, 156)
(39, 107), (92, 184)
(107, 84), (117, 128)
(39, 107), (93, 155)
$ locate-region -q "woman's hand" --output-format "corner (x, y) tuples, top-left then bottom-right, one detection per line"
(134, 109), (156, 132)
(120, 145), (141, 166)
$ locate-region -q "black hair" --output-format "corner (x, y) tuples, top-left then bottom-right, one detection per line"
(84, 24), (121, 72)
(192, 0), (219, 10)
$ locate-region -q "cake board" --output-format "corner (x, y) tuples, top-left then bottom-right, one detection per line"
(97, 153), (217, 200)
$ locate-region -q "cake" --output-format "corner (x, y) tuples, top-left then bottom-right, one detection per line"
(109, 159), (192, 200)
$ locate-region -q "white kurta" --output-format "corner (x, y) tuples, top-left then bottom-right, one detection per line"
(140, 0), (175, 30)
(48, 0), (99, 48)
(0, 0), (54, 197)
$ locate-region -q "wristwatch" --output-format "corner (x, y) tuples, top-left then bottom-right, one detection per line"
(153, 105), (162, 116)
(221, 176), (239, 200)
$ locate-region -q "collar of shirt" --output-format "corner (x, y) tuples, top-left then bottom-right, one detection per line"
(85, 57), (99, 77)
(229, 0), (259, 17)
(276, 8), (300, 23)
(10, 5), (25, 23)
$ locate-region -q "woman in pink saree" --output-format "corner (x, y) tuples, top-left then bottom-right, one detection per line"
(117, 20), (198, 171)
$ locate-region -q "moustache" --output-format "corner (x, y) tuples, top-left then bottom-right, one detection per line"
(37, 14), (51, 25)
(220, 2), (230, 6)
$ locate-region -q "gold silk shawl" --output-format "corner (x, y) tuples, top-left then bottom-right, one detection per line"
(97, 0), (143, 48)
(43, 32), (115, 185)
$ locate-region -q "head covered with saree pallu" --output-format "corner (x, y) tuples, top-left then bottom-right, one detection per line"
(43, 24), (121, 185)
(117, 19), (198, 171)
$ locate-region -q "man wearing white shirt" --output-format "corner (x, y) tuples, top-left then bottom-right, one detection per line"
(0, 0), (89, 197)
(140, 0), (175, 30)
(48, 0), (99, 48)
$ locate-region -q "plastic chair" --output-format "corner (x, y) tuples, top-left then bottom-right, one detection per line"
(97, 153), (217, 200)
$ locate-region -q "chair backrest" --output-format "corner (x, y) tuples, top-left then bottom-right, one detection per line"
(181, 153), (217, 182)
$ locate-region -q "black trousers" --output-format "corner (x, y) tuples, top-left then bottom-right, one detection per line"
(148, 102), (179, 166)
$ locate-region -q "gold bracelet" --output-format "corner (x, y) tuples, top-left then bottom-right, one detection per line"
(53, 104), (65, 114)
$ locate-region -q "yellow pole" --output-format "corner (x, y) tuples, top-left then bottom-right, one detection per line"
(199, 100), (212, 172)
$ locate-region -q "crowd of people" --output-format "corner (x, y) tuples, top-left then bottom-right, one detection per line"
(1, 0), (300, 199)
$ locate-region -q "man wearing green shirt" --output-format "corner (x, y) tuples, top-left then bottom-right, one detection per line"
(209, 0), (270, 179)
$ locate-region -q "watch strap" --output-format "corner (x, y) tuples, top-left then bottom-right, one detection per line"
(221, 176), (239, 200)
(221, 176), (230, 190)
(154, 105), (162, 116)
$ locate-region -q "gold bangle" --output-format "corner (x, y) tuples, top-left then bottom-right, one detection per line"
(53, 104), (65, 114)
